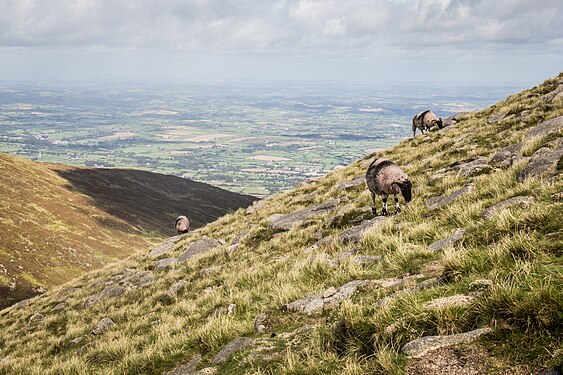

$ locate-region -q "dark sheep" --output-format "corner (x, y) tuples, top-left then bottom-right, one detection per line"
(365, 158), (412, 216)
(175, 215), (190, 234)
(412, 110), (443, 138)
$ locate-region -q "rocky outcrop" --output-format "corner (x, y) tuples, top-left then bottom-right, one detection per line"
(339, 217), (385, 244)
(487, 112), (507, 124)
(85, 285), (126, 307)
(401, 327), (493, 358)
(166, 280), (188, 299)
(428, 228), (466, 252)
(337, 176), (365, 190)
(148, 241), (176, 259)
(155, 258), (177, 271)
(424, 294), (475, 310)
(284, 280), (371, 316)
(374, 277), (440, 307)
(518, 144), (563, 181)
(455, 158), (492, 177)
(121, 270), (156, 288)
(524, 116), (563, 140)
(92, 317), (115, 335)
(480, 196), (536, 218)
(254, 312), (273, 333)
(268, 199), (341, 231)
(178, 236), (221, 262)
(426, 184), (474, 210)
(211, 337), (253, 365)
(490, 143), (523, 165)
(165, 354), (202, 375)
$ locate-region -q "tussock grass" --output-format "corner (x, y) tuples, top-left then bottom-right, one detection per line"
(0, 74), (562, 374)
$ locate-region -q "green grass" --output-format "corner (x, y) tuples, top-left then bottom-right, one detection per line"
(0, 73), (561, 374)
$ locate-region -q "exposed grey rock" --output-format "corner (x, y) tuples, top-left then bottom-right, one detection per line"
(178, 236), (221, 262)
(490, 143), (523, 164)
(426, 184), (474, 210)
(29, 313), (44, 323)
(354, 255), (382, 265)
(155, 258), (177, 271)
(284, 280), (371, 316)
(166, 280), (188, 299)
(303, 236), (332, 253)
(198, 367), (217, 374)
(69, 336), (84, 344)
(487, 112), (508, 124)
(429, 228), (466, 252)
(268, 198), (341, 231)
(401, 327), (493, 358)
(468, 279), (493, 293)
(339, 217), (386, 244)
(164, 354), (202, 375)
(199, 265), (224, 277)
(543, 83), (563, 103)
(92, 317), (115, 335)
(518, 144), (563, 181)
(57, 287), (80, 297)
(211, 337), (253, 365)
(535, 369), (562, 375)
(425, 294), (475, 309)
(337, 177), (365, 190)
(121, 270), (156, 288)
(480, 196), (536, 218)
(230, 230), (250, 245)
(254, 312), (273, 333)
(443, 112), (470, 127)
(52, 302), (66, 311)
(456, 158), (492, 177)
(85, 285), (126, 307)
(148, 241), (176, 259)
(374, 277), (440, 307)
(10, 298), (31, 311)
(326, 206), (374, 229)
(525, 116), (563, 140)
(122, 268), (137, 278)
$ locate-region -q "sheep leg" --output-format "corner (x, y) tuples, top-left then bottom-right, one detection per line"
(381, 194), (388, 216)
(371, 191), (377, 216)
(394, 194), (401, 214)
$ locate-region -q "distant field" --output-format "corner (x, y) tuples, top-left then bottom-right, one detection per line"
(0, 81), (524, 196)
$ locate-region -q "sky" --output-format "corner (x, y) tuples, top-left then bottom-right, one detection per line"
(0, 0), (562, 84)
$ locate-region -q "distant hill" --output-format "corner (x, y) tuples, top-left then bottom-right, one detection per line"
(0, 74), (561, 375)
(0, 154), (256, 308)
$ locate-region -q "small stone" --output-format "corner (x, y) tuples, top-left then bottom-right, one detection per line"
(468, 279), (493, 293)
(401, 327), (493, 358)
(155, 258), (177, 271)
(353, 255), (382, 265)
(480, 196), (536, 218)
(254, 312), (273, 333)
(69, 336), (84, 344)
(428, 228), (466, 252)
(29, 313), (44, 323)
(211, 337), (253, 365)
(92, 318), (115, 335)
(166, 280), (188, 299)
(425, 294), (475, 310)
(148, 241), (175, 259)
(227, 304), (237, 315)
(52, 302), (66, 311)
(178, 236), (221, 262)
(199, 265), (224, 277)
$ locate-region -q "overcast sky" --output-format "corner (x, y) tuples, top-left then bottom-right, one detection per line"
(0, 0), (562, 84)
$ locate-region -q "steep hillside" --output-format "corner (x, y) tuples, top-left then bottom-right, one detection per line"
(0, 155), (256, 308)
(0, 74), (561, 375)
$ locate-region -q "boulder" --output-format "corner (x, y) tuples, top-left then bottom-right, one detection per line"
(490, 143), (523, 164)
(339, 217), (386, 244)
(121, 270), (156, 288)
(178, 236), (221, 262)
(455, 158), (492, 177)
(85, 285), (126, 307)
(246, 199), (268, 214)
(284, 280), (371, 316)
(165, 354), (202, 375)
(518, 144), (563, 181)
(148, 241), (175, 259)
(480, 196), (536, 218)
(426, 184), (474, 210)
(374, 277), (440, 307)
(210, 337), (253, 365)
(401, 327), (493, 358)
(92, 317), (115, 335)
(542, 84), (563, 103)
(354, 255), (382, 265)
(337, 176), (365, 190)
(524, 116), (563, 140)
(268, 199), (341, 231)
(155, 258), (177, 271)
(29, 313), (44, 323)
(487, 112), (508, 124)
(428, 228), (466, 252)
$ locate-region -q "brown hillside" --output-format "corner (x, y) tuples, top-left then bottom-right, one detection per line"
(0, 154), (256, 308)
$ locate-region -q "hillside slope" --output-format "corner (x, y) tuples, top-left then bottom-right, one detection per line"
(0, 155), (256, 308)
(0, 74), (561, 375)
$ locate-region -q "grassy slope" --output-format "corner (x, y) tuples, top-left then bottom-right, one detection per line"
(0, 155), (256, 308)
(0, 74), (561, 374)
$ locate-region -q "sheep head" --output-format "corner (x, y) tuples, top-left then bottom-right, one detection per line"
(398, 179), (412, 202)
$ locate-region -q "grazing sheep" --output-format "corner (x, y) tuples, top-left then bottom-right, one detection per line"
(175, 215), (190, 234)
(412, 110), (443, 138)
(365, 158), (412, 216)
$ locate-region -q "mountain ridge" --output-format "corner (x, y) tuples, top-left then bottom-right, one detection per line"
(0, 73), (561, 374)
